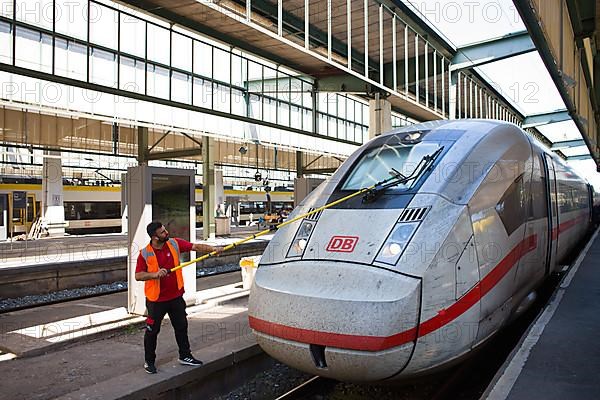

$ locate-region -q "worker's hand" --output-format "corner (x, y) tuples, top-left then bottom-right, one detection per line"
(211, 245), (225, 255)
(156, 268), (168, 279)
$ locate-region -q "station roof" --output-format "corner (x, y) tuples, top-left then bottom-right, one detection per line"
(122, 0), (453, 121)
(120, 0), (600, 185)
(402, 0), (600, 184)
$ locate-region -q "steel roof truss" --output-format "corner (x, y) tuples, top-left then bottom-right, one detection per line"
(451, 31), (536, 71)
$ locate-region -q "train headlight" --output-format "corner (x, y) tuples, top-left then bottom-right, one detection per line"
(287, 220), (315, 258)
(388, 242), (402, 255)
(297, 221), (314, 238)
(375, 222), (419, 265)
(298, 238), (308, 250)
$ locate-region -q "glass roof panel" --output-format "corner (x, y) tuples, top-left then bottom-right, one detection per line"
(569, 160), (600, 189)
(403, 0), (597, 186)
(537, 120), (581, 143)
(403, 0), (525, 48)
(475, 52), (565, 115)
(560, 146), (591, 157)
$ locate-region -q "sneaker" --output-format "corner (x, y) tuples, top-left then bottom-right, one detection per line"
(178, 355), (203, 366)
(144, 361), (157, 374)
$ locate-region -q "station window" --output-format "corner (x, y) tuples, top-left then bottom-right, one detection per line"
(55, 38), (87, 81)
(55, 0), (87, 41)
(90, 48), (117, 87)
(213, 83), (230, 113)
(89, 3), (117, 49)
(119, 56), (145, 94)
(193, 41), (212, 78)
(1, 0), (13, 19)
(172, 32), (192, 71)
(15, 27), (52, 73)
(15, 0), (52, 30)
(120, 14), (145, 58)
(231, 54), (245, 88)
(146, 64), (169, 99)
(231, 89), (246, 116)
(171, 71), (191, 104)
(0, 22), (11, 64)
(213, 47), (230, 84)
(146, 23), (170, 65)
(192, 78), (213, 108)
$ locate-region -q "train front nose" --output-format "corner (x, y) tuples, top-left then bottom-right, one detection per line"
(248, 261), (421, 382)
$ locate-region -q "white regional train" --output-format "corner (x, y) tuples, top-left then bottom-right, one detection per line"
(248, 120), (597, 382)
(0, 181), (293, 235)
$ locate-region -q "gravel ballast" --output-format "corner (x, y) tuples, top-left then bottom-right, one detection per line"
(0, 262), (241, 312)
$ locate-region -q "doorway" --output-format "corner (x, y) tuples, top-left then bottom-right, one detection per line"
(0, 194), (7, 240)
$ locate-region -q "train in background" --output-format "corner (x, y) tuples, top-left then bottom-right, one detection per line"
(248, 120), (600, 382)
(0, 179), (294, 236)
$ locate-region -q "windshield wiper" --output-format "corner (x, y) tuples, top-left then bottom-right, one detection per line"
(362, 146), (444, 203)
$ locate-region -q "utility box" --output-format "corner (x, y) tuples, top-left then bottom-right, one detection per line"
(240, 255), (261, 290)
(215, 216), (230, 235)
(126, 166), (196, 315)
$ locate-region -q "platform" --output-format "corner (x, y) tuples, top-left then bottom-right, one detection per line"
(0, 273), (263, 400)
(484, 228), (600, 400)
(0, 226), (272, 269)
(0, 227), (273, 299)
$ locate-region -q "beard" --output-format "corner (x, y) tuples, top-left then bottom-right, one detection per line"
(158, 234), (169, 243)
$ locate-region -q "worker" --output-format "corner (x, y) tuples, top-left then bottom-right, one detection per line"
(135, 221), (221, 374)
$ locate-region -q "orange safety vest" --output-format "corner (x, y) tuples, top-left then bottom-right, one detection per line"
(141, 238), (184, 301)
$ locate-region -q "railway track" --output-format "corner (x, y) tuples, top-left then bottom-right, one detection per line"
(213, 262), (573, 400)
(275, 376), (337, 400)
(0, 269), (241, 314)
(0, 240), (267, 299)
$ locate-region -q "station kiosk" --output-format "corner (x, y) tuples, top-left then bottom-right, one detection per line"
(126, 166), (197, 316)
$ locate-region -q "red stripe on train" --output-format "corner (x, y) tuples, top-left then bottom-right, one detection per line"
(552, 212), (588, 240)
(249, 233), (539, 351)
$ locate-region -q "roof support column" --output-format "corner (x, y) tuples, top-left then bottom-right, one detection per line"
(137, 126), (148, 165)
(296, 151), (304, 177)
(42, 151), (65, 237)
(368, 92), (391, 138)
(202, 136), (216, 240)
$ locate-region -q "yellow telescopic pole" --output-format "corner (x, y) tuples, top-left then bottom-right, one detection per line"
(169, 184), (376, 273)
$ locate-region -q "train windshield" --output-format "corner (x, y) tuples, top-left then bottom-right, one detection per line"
(341, 142), (442, 191)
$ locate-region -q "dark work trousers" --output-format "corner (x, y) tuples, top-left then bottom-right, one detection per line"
(144, 296), (190, 363)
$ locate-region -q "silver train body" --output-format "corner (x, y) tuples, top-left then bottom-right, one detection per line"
(248, 120), (594, 382)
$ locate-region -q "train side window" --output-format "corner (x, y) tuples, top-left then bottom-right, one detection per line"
(529, 155), (548, 220)
(496, 174), (527, 235)
(557, 184), (575, 213)
(63, 201), (121, 220)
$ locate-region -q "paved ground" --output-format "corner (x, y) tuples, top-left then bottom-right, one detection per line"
(484, 229), (600, 400)
(0, 273), (254, 400)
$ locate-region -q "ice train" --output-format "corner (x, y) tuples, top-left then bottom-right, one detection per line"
(248, 119), (596, 382)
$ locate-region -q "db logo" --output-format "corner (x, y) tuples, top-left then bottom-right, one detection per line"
(326, 236), (359, 252)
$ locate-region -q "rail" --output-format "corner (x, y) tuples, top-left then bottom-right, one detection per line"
(274, 376), (336, 400)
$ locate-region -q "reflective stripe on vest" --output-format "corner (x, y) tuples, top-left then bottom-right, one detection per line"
(141, 239), (184, 301)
